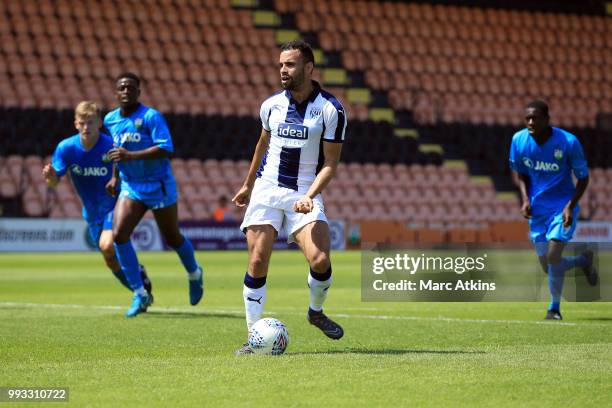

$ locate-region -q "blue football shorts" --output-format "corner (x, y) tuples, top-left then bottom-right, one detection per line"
(118, 176), (178, 210)
(529, 205), (579, 246)
(87, 210), (114, 248)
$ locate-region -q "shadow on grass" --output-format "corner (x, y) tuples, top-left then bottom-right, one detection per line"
(291, 348), (485, 356)
(144, 310), (243, 319)
(583, 317), (612, 322)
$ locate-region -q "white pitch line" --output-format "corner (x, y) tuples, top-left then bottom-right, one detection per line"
(1, 301), (609, 328)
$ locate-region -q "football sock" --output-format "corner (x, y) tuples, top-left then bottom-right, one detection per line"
(563, 254), (587, 268)
(140, 265), (152, 291)
(112, 269), (131, 291)
(243, 272), (267, 330)
(547, 261), (567, 311)
(114, 241), (144, 292)
(114, 241), (146, 293)
(547, 255), (587, 311)
(308, 266), (332, 312)
(172, 236), (199, 275)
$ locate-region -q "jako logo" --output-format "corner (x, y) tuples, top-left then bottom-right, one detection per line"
(534, 161), (560, 171)
(70, 164), (108, 176)
(120, 132), (141, 143)
(278, 123), (308, 140)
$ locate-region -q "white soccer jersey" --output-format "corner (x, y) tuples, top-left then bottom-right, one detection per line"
(256, 81), (347, 192)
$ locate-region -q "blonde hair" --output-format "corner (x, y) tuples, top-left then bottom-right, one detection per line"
(75, 101), (101, 119)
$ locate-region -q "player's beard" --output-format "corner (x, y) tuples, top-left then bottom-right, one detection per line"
(281, 69), (304, 91)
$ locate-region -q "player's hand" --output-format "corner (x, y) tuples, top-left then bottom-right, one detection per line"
(293, 195), (313, 214)
(562, 204), (573, 228)
(232, 185), (252, 208)
(106, 177), (118, 197)
(42, 163), (58, 186)
(520, 201), (532, 219)
(107, 147), (132, 162)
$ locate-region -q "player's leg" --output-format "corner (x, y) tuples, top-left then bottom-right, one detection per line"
(293, 220), (343, 340)
(235, 225), (276, 355)
(544, 208), (591, 319)
(243, 225), (276, 329)
(99, 229), (153, 295)
(152, 203), (203, 305)
(98, 229), (129, 290)
(545, 239), (567, 319)
(113, 196), (151, 316)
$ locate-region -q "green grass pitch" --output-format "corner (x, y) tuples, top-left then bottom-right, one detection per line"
(0, 251), (610, 407)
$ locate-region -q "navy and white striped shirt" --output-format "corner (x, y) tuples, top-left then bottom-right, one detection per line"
(257, 81), (347, 192)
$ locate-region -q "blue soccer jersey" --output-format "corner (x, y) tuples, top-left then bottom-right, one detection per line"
(52, 133), (117, 223)
(509, 127), (589, 215)
(104, 104), (174, 182)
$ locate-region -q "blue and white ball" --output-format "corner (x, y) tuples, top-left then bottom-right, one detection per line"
(248, 318), (289, 355)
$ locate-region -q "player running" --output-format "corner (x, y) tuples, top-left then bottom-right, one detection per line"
(104, 72), (204, 317)
(42, 101), (153, 300)
(510, 100), (598, 320)
(232, 40), (347, 354)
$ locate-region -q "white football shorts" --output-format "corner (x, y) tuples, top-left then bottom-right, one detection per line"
(240, 178), (327, 243)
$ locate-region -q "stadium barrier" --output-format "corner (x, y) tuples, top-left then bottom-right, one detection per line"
(0, 218), (164, 252)
(0, 219), (346, 252)
(357, 221), (612, 245)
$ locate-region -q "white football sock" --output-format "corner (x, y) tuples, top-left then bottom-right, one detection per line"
(243, 284), (266, 330)
(308, 274), (332, 312)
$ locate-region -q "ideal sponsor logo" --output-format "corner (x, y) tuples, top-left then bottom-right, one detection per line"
(70, 164), (108, 177)
(278, 123), (308, 140)
(119, 132), (141, 143)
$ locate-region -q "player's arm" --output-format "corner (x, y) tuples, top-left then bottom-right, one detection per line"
(512, 170), (531, 219)
(42, 163), (59, 187)
(563, 138), (590, 227)
(232, 128), (271, 207)
(293, 142), (342, 214)
(43, 144), (68, 188)
(106, 162), (119, 197)
(107, 145), (172, 162)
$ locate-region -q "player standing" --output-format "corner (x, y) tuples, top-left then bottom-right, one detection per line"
(232, 40), (347, 353)
(510, 100), (598, 320)
(42, 101), (152, 299)
(105, 73), (204, 317)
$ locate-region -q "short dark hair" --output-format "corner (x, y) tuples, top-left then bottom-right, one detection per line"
(115, 72), (141, 87)
(525, 100), (549, 117)
(280, 39), (315, 65)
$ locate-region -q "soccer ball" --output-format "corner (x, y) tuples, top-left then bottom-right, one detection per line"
(248, 318), (289, 355)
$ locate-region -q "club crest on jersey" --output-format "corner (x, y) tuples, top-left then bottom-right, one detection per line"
(134, 118), (143, 129)
(278, 123), (309, 140)
(554, 149), (563, 160)
(310, 107), (322, 118)
(101, 153), (110, 163)
(522, 157), (534, 168)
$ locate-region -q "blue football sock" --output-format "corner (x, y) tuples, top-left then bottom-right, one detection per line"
(547, 260), (571, 311)
(563, 254), (587, 268)
(112, 269), (131, 291)
(173, 236), (198, 274)
(114, 241), (143, 291)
